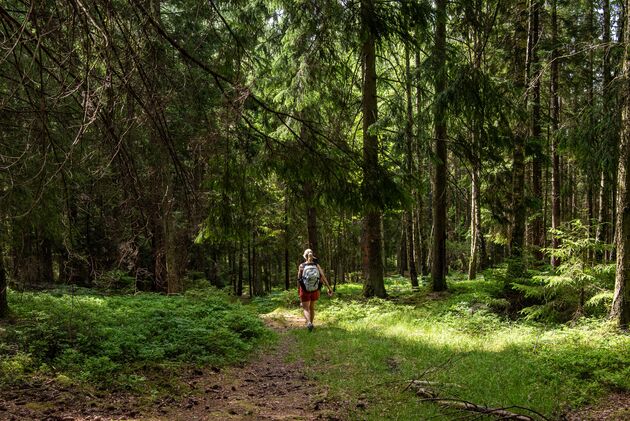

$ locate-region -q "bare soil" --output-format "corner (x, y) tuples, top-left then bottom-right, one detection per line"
(0, 312), (345, 421)
(564, 392), (630, 421)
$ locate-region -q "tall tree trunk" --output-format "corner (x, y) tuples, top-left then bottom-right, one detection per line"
(414, 46), (428, 278)
(612, 0), (627, 262)
(610, 0), (630, 328)
(430, 0), (448, 292)
(509, 1), (528, 276)
(361, 0), (386, 298)
(598, 0), (613, 258)
(550, 0), (561, 268)
(586, 0), (595, 241)
(146, 0), (171, 293)
(405, 44), (419, 288)
(529, 0), (544, 260)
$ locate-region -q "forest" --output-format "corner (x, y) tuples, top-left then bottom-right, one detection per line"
(1, 0), (629, 420)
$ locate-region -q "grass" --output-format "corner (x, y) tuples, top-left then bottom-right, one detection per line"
(1, 275), (627, 419)
(0, 287), (271, 392)
(258, 275), (630, 420)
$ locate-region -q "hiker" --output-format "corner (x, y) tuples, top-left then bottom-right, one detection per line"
(297, 249), (333, 331)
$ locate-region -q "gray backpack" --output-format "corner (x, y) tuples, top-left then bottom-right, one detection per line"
(301, 264), (320, 292)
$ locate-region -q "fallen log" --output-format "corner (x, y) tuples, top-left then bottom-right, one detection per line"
(409, 382), (548, 421)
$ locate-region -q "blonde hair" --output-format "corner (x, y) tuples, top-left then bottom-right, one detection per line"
(303, 248), (314, 261)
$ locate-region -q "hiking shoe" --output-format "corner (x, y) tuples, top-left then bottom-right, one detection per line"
(307, 323), (314, 332)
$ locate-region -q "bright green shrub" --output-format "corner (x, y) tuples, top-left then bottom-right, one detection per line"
(512, 220), (615, 322)
(0, 287), (269, 389)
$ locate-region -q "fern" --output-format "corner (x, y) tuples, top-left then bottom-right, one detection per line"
(517, 220), (614, 322)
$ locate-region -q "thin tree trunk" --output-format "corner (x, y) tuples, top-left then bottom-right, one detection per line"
(414, 43), (429, 278)
(284, 194), (290, 290)
(0, 238), (8, 318)
(610, 0), (630, 328)
(550, 0), (561, 268)
(405, 44), (419, 288)
(529, 0), (544, 261)
(146, 0), (171, 293)
(150, 215), (168, 292)
(468, 165), (482, 279)
(361, 0), (386, 298)
(247, 236), (252, 297)
(252, 230), (263, 296)
(399, 224), (408, 276)
(598, 0), (612, 259)
(509, 0), (528, 276)
(431, 0), (448, 291)
(597, 171), (609, 243)
(237, 240), (243, 296)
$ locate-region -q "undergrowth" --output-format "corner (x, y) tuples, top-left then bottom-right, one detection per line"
(262, 276), (629, 420)
(0, 287), (270, 391)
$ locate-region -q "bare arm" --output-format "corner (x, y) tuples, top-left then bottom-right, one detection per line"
(316, 264), (332, 292)
(296, 265), (303, 289)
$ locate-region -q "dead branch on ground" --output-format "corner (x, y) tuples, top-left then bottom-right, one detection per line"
(407, 381), (549, 421)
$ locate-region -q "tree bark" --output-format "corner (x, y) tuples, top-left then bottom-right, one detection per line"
(468, 165), (482, 279)
(597, 0), (612, 258)
(0, 238), (8, 318)
(550, 0), (561, 268)
(361, 0), (386, 298)
(509, 1), (528, 276)
(405, 44), (419, 288)
(284, 193), (290, 290)
(252, 230), (264, 296)
(610, 0), (630, 328)
(399, 224), (408, 276)
(237, 240), (243, 296)
(529, 0), (544, 261)
(247, 236), (252, 297)
(150, 214), (168, 292)
(431, 0), (448, 291)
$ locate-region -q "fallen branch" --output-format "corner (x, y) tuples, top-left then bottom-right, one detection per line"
(408, 379), (463, 389)
(408, 382), (548, 421)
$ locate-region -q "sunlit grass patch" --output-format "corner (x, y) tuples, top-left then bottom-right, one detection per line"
(281, 276), (630, 420)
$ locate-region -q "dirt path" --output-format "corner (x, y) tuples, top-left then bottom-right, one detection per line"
(150, 312), (342, 421)
(0, 312), (344, 421)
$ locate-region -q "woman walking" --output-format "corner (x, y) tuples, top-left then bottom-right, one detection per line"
(297, 249), (333, 331)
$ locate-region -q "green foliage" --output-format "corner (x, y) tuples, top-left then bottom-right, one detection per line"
(255, 277), (629, 419)
(512, 221), (615, 322)
(0, 288), (270, 389)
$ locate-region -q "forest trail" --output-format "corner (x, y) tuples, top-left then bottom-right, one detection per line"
(154, 311), (342, 421)
(0, 311), (343, 421)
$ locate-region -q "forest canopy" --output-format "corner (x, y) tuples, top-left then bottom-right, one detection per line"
(0, 0), (629, 329)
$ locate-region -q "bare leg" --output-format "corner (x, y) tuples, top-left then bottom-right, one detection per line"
(302, 300), (311, 325)
(309, 301), (316, 324)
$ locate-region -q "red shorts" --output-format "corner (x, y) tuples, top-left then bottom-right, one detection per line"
(299, 287), (320, 303)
